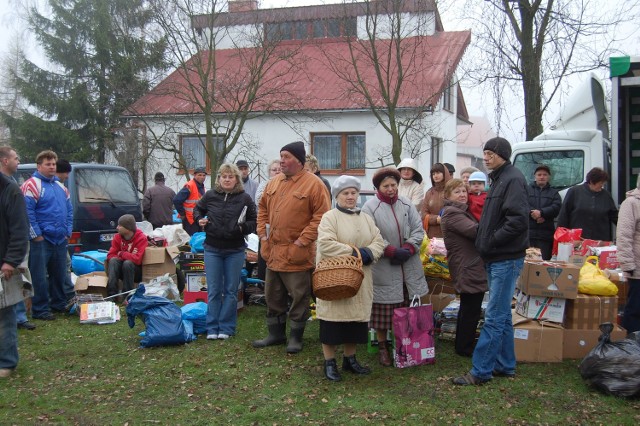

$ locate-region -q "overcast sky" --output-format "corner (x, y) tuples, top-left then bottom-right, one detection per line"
(1, 0), (637, 143)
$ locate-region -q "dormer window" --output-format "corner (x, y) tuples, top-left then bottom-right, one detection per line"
(265, 18), (357, 42)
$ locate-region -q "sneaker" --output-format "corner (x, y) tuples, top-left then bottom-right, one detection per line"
(17, 321), (37, 330)
(206, 334), (218, 340)
(0, 368), (13, 378)
(452, 373), (490, 386)
(217, 334), (230, 340)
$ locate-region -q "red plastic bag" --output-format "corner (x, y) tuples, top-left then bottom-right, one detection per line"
(552, 227), (582, 256)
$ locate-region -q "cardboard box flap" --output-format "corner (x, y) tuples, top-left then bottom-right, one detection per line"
(74, 272), (108, 291)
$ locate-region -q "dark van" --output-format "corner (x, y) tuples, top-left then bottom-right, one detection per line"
(15, 163), (142, 253)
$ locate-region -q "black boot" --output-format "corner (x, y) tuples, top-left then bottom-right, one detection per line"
(342, 355), (371, 375)
(252, 315), (287, 348)
(324, 359), (341, 381)
(286, 320), (306, 353)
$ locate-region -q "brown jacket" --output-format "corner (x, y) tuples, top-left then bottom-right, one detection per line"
(258, 170), (330, 272)
(441, 199), (487, 294)
(420, 164), (451, 238)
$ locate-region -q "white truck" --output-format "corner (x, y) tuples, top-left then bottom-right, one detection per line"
(510, 56), (640, 205)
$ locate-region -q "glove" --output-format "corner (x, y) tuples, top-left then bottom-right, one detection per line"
(356, 247), (373, 266)
(383, 245), (397, 258)
(401, 243), (416, 256)
(394, 248), (412, 262)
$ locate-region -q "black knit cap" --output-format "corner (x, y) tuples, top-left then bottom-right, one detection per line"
(56, 159), (72, 173)
(483, 137), (512, 161)
(372, 167), (401, 189)
(280, 141), (306, 165)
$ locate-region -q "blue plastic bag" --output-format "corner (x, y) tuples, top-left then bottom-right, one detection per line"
(181, 302), (208, 335)
(126, 285), (193, 347)
(190, 232), (206, 253)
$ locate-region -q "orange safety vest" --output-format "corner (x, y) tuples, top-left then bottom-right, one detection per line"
(182, 179), (202, 225)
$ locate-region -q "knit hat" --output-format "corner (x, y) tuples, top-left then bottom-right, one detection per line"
(154, 172), (165, 182)
(534, 164), (551, 175)
(468, 171), (487, 183)
(193, 166), (207, 175)
(483, 137), (512, 161)
(372, 167), (401, 189)
(118, 214), (137, 233)
(56, 159), (72, 173)
(331, 175), (361, 199)
(280, 141), (306, 165)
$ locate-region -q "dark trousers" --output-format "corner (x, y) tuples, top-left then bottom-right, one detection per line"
(107, 258), (142, 296)
(182, 219), (201, 236)
(264, 269), (311, 322)
(455, 292), (485, 357)
(529, 238), (553, 260)
(623, 278), (640, 334)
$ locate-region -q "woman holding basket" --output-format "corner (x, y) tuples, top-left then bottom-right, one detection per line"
(315, 175), (385, 381)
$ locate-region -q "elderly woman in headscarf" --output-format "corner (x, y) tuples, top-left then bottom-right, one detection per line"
(362, 167), (429, 367)
(315, 175), (385, 381)
(396, 158), (425, 211)
(420, 162), (452, 239)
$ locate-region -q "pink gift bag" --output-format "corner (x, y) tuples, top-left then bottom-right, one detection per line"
(393, 296), (436, 368)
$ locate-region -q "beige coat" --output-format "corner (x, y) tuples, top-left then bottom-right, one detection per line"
(617, 188), (640, 279)
(315, 208), (385, 322)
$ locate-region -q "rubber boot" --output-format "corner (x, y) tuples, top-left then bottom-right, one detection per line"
(378, 341), (392, 367)
(286, 320), (306, 354)
(342, 355), (371, 375)
(324, 359), (341, 381)
(252, 315), (287, 348)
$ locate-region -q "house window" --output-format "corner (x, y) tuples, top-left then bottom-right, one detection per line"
(266, 18), (356, 41)
(311, 132), (366, 174)
(180, 135), (224, 172)
(442, 81), (453, 112)
(431, 137), (443, 166)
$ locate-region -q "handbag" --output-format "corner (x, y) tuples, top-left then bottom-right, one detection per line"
(392, 296), (436, 368)
(312, 246), (364, 301)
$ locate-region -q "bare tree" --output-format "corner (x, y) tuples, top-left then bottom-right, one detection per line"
(320, 0), (470, 165)
(129, 0), (306, 184)
(458, 0), (640, 141)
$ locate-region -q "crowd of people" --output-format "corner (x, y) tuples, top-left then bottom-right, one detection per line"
(2, 137), (638, 386)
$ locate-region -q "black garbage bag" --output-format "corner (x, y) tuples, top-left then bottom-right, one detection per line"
(579, 323), (640, 397)
(126, 285), (193, 348)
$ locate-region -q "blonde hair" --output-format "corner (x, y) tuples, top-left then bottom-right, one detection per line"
(444, 178), (466, 199)
(305, 154), (319, 172)
(217, 163), (243, 190)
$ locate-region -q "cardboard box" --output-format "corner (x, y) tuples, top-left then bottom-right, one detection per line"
(515, 289), (566, 323)
(562, 326), (627, 359)
(142, 246), (180, 282)
(74, 272), (109, 297)
(179, 258), (205, 273)
(565, 294), (618, 330)
(185, 271), (207, 292)
(516, 261), (579, 299)
(513, 317), (564, 363)
(428, 279), (455, 295)
(425, 292), (457, 313)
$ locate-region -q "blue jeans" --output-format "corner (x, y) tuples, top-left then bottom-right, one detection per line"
(471, 257), (524, 380)
(14, 301), (28, 324)
(203, 245), (245, 336)
(29, 239), (72, 317)
(623, 278), (640, 334)
(0, 304), (18, 369)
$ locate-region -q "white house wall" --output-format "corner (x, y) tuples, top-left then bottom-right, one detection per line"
(356, 12), (436, 39)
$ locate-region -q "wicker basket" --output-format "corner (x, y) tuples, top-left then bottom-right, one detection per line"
(313, 247), (364, 301)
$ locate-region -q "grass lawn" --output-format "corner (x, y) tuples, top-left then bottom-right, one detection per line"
(1, 304), (638, 425)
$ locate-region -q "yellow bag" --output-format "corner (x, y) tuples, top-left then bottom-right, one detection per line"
(420, 236), (451, 280)
(578, 256), (618, 296)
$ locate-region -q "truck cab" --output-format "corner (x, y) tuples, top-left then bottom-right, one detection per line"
(511, 74), (611, 200)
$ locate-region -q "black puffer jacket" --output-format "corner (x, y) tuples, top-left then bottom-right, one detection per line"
(475, 162), (529, 262)
(0, 174), (29, 268)
(527, 182), (561, 241)
(193, 180), (257, 250)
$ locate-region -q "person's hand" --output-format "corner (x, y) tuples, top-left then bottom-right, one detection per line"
(530, 209), (541, 220)
(198, 218), (209, 227)
(33, 236), (44, 242)
(436, 216), (441, 224)
(536, 217), (545, 224)
(293, 239), (304, 248)
(394, 248), (412, 262)
(1, 263), (15, 280)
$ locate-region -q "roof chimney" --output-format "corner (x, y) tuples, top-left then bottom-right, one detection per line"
(229, 0), (258, 13)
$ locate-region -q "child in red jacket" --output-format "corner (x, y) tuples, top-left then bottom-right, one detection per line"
(106, 214), (148, 297)
(467, 171), (487, 222)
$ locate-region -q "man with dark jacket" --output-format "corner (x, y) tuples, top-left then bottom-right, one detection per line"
(143, 172), (176, 229)
(0, 172), (30, 378)
(527, 165), (561, 260)
(453, 137), (529, 386)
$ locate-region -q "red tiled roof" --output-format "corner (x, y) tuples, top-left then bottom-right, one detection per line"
(126, 31), (470, 117)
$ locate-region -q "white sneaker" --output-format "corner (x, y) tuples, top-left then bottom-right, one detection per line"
(217, 334), (230, 340)
(0, 368), (13, 378)
(206, 334), (218, 340)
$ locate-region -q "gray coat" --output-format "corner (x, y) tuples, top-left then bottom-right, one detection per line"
(617, 188), (640, 279)
(362, 195), (429, 304)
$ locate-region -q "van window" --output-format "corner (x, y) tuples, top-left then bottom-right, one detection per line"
(513, 150), (584, 190)
(76, 168), (139, 204)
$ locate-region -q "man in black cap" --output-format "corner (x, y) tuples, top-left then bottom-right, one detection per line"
(143, 172), (177, 229)
(453, 136), (529, 386)
(105, 214), (148, 298)
(443, 162), (456, 177)
(236, 160), (258, 201)
(527, 164), (561, 260)
(253, 141), (330, 354)
(56, 159), (72, 183)
(173, 167), (207, 235)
